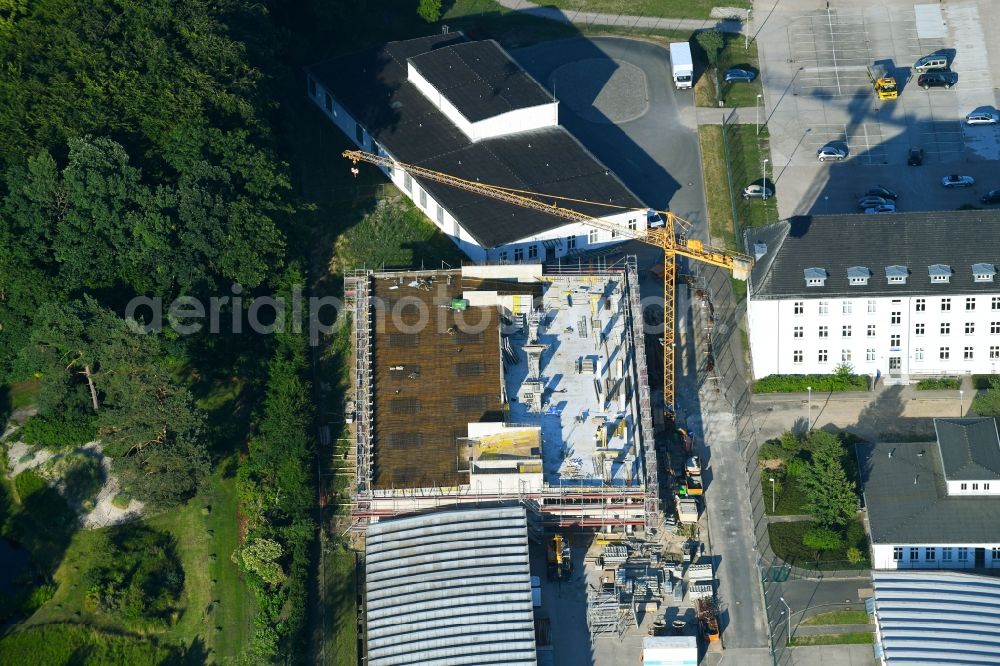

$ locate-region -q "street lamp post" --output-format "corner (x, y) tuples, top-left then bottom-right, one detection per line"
(769, 477), (776, 513)
(745, 9), (751, 50)
(959, 389), (964, 416)
(806, 386), (812, 430)
(756, 93), (763, 136)
(780, 596), (792, 644)
(762, 158), (769, 191)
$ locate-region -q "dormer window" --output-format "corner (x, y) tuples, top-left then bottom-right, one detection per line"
(804, 267), (827, 287)
(973, 263), (996, 283)
(885, 265), (908, 284)
(929, 264), (952, 284)
(848, 266), (870, 286)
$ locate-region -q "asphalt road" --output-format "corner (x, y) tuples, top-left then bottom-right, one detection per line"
(512, 37), (708, 226)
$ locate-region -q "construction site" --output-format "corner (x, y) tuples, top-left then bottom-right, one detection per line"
(344, 259), (660, 535)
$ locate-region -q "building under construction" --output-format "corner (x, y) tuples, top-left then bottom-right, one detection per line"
(346, 260), (660, 534)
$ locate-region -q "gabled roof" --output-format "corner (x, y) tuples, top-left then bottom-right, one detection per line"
(934, 417), (1000, 481)
(306, 34), (645, 249)
(746, 212), (1000, 299)
(407, 40), (554, 122)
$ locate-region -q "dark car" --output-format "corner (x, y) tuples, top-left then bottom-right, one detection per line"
(907, 148), (924, 166)
(982, 189), (1000, 205)
(866, 186), (898, 200)
(724, 68), (756, 83)
(918, 71), (958, 89)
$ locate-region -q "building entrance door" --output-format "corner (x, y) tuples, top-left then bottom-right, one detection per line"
(889, 357), (901, 370)
(976, 547), (986, 567)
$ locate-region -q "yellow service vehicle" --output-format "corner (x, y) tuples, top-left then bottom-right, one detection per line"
(867, 63), (898, 100)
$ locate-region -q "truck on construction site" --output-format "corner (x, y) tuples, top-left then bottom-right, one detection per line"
(684, 454), (703, 495)
(867, 61), (898, 100)
(669, 42), (693, 90)
(675, 495), (699, 524)
(697, 599), (721, 642)
(546, 534), (572, 581)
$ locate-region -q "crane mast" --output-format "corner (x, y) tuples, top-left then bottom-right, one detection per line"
(343, 149), (752, 413)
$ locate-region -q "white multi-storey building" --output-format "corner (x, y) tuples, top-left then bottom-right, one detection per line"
(746, 212), (1000, 383)
(861, 418), (1000, 571)
(305, 34), (656, 263)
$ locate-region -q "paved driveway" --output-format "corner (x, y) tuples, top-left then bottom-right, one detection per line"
(752, 0), (1000, 217)
(513, 37), (708, 227)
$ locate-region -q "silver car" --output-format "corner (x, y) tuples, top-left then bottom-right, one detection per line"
(857, 195), (887, 210)
(865, 203), (896, 214)
(817, 145), (847, 162)
(942, 174), (975, 188)
(742, 183), (773, 199)
(966, 110), (999, 125)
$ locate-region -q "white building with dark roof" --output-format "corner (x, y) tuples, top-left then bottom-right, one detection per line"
(859, 418), (1000, 570)
(305, 34), (656, 263)
(746, 211), (1000, 382)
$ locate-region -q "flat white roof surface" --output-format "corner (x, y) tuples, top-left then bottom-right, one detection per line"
(365, 506), (537, 666)
(873, 569), (1000, 665)
(506, 276), (639, 486)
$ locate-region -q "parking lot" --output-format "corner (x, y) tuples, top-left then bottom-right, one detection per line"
(756, 0), (1000, 216)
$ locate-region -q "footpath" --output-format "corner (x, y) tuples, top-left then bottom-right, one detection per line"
(492, 0), (746, 33)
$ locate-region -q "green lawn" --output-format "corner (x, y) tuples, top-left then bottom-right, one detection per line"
(0, 624), (180, 665)
(698, 125), (737, 250)
(723, 124), (778, 232)
(522, 0), (749, 20)
(23, 471), (253, 659)
(768, 520), (869, 570)
(802, 610), (871, 626)
(694, 32), (762, 108)
(325, 545), (358, 666)
(789, 631), (874, 647)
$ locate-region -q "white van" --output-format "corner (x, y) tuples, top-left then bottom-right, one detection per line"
(913, 55), (948, 72)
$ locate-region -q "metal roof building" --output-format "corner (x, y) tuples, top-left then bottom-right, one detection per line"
(872, 570), (1000, 665)
(365, 506), (537, 665)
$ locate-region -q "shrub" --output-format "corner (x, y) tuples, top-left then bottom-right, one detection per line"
(14, 469), (46, 500)
(19, 412), (97, 448)
(758, 439), (791, 462)
(111, 493), (131, 510)
(916, 377), (961, 390)
(784, 457), (807, 479)
(803, 526), (842, 553)
(753, 374), (869, 393)
(972, 375), (1000, 390)
(846, 547), (865, 564)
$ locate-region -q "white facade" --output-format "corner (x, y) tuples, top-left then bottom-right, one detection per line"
(407, 62), (559, 142)
(307, 76), (646, 264)
(872, 543), (1000, 570)
(748, 292), (1000, 380)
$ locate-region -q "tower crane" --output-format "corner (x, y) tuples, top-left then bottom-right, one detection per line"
(343, 149), (752, 414)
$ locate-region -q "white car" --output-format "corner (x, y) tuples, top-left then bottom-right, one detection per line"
(817, 145), (847, 162)
(966, 110), (999, 125)
(742, 183), (774, 199)
(646, 209), (665, 228)
(942, 174), (975, 188)
(865, 203), (896, 214)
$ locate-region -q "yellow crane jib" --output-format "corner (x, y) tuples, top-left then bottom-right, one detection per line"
(342, 149), (754, 414)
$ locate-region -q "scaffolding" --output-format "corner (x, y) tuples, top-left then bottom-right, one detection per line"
(348, 270), (375, 501)
(587, 586), (631, 642)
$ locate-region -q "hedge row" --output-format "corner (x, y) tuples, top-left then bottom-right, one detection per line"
(915, 377), (961, 391)
(972, 375), (1000, 390)
(752, 374), (869, 394)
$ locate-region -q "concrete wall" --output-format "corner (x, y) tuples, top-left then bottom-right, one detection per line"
(872, 543), (1000, 569)
(748, 292), (1000, 379)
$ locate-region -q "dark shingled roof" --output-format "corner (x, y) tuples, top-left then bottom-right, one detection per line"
(934, 418), (1000, 481)
(747, 211), (1000, 299)
(860, 423), (1000, 544)
(407, 40), (554, 122)
(306, 34), (644, 249)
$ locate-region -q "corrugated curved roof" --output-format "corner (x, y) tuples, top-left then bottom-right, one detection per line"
(365, 507), (537, 666)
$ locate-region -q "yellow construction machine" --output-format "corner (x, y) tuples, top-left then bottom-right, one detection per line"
(546, 534), (572, 581)
(867, 62), (898, 100)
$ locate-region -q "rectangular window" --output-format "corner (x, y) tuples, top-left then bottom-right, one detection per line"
(926, 547), (936, 560)
(973, 483), (979, 490)
(868, 300), (876, 313)
(941, 298), (951, 311)
(589, 229), (599, 244)
(843, 301), (853, 314)
(910, 547), (919, 561)
(994, 297), (1000, 310)
(967, 297), (976, 311)
(915, 298), (926, 312)
(842, 349), (852, 362)
(793, 326), (803, 339)
(866, 349), (875, 361)
(958, 547), (968, 561)
(418, 188), (427, 208)
(966, 322), (975, 335)
(940, 347), (950, 360)
(942, 547), (952, 561)
(842, 325), (852, 338)
(818, 349), (828, 363)
(993, 547), (1000, 559)
(965, 347), (974, 360)
(514, 247), (524, 262)
(941, 323), (950, 335)
(794, 301), (804, 315)
(567, 236), (576, 250)
(611, 227), (620, 238)
(893, 547), (903, 561)
(403, 172), (412, 192)
(891, 311), (901, 325)
(436, 205), (445, 225)
(499, 250), (508, 263)
(915, 323), (925, 335)
(793, 350), (803, 364)
(628, 217), (637, 231)
(818, 326), (828, 338)
(324, 94), (334, 114)
(986, 484), (991, 491)
(868, 324), (876, 337)
(992, 322), (1000, 334)
(915, 348), (924, 361)
(890, 334), (901, 347)
(819, 301), (829, 315)
(992, 346), (1000, 360)
(961, 483), (968, 490)
(308, 77), (317, 96)
(527, 245), (538, 259)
